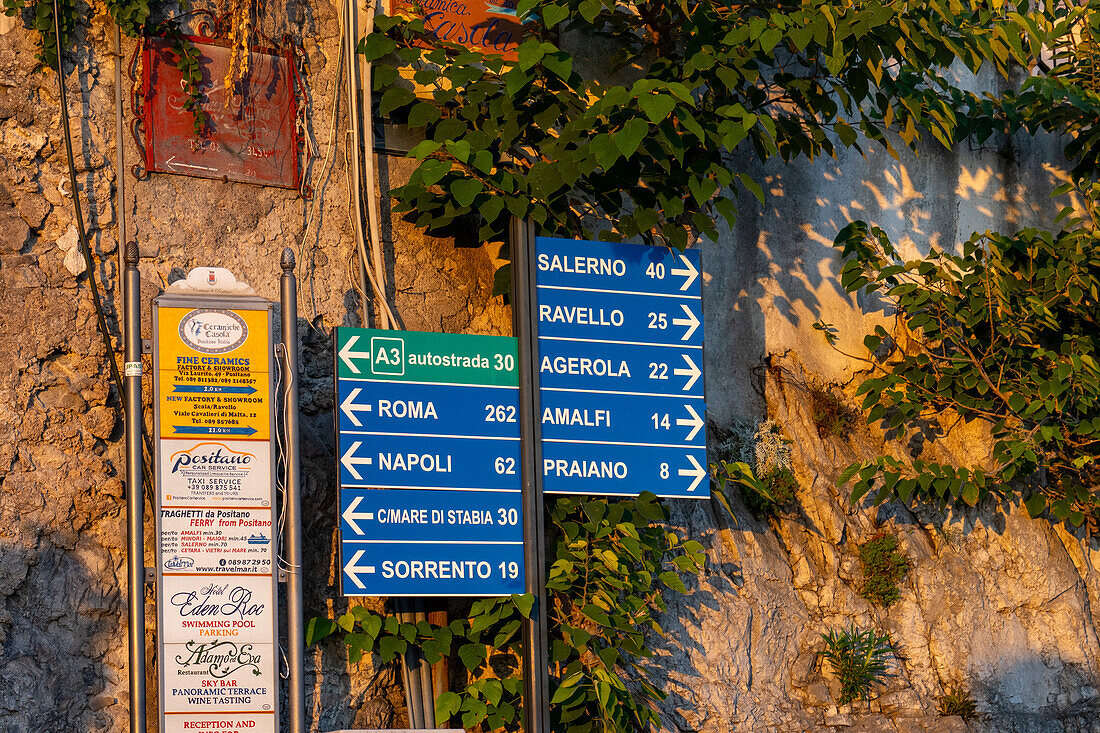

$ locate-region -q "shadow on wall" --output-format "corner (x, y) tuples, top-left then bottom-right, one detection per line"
(0, 538), (127, 733)
(701, 131), (1071, 429)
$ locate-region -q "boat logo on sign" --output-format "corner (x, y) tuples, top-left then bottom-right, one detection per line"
(179, 309), (248, 353)
(164, 556), (196, 570)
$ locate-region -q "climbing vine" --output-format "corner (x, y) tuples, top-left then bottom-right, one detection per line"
(816, 2), (1100, 536)
(359, 0), (1042, 260)
(1, 0), (238, 132)
(309, 493), (705, 731)
(826, 203), (1100, 534)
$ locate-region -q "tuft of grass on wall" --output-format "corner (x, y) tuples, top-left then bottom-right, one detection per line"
(858, 531), (910, 607)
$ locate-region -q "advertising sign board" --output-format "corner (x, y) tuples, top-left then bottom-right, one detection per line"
(153, 277), (279, 733)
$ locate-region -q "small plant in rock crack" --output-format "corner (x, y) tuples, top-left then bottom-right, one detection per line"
(742, 466), (799, 518)
(938, 682), (979, 719)
(859, 531), (910, 607)
(820, 626), (897, 705)
(810, 386), (858, 438)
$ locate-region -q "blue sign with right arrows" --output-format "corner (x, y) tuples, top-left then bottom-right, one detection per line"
(535, 237), (708, 498)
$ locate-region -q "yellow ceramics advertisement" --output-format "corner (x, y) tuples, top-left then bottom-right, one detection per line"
(157, 307), (272, 441)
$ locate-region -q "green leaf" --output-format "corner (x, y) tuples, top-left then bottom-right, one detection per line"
(517, 40), (546, 71)
(305, 617), (336, 646)
(511, 593), (535, 618)
(450, 178), (484, 207)
(407, 102), (441, 128)
(419, 158), (452, 186)
(435, 690), (462, 721)
(458, 642), (488, 671)
(378, 634), (406, 661)
(1024, 494), (1046, 518)
(639, 94), (676, 124)
(541, 3), (569, 27)
(615, 119), (649, 157)
(659, 570), (687, 593)
(359, 32), (397, 60)
(379, 86), (415, 115)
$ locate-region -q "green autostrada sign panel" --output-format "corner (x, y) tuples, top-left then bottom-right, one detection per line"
(336, 327), (518, 386)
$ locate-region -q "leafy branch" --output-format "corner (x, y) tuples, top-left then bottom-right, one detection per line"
(825, 197), (1100, 532)
(309, 493), (705, 731)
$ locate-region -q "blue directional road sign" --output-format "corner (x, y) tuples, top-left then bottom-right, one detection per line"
(535, 237), (708, 498)
(340, 487), (524, 596)
(335, 327), (524, 596)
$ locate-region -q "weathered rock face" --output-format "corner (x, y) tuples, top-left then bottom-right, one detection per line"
(0, 6), (1098, 733)
(653, 353), (1100, 732)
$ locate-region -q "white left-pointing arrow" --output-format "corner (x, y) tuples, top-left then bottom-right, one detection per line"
(340, 387), (372, 427)
(678, 454), (706, 492)
(339, 335), (371, 374)
(341, 495), (375, 535)
(672, 304), (700, 341)
(164, 155), (217, 173)
(671, 255), (698, 291)
(343, 550), (376, 590)
(341, 441), (372, 480)
(676, 404), (704, 441)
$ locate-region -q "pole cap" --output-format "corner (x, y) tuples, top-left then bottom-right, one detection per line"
(281, 247), (296, 272)
(124, 241), (139, 266)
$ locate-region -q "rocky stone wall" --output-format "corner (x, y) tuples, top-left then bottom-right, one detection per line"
(0, 5), (1097, 733)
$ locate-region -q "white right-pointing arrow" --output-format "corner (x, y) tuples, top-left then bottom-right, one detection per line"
(676, 404), (704, 441)
(343, 550), (376, 590)
(340, 441), (373, 481)
(338, 335), (371, 374)
(678, 454), (706, 492)
(341, 495), (375, 535)
(340, 387), (372, 427)
(672, 304), (700, 341)
(671, 255), (698, 291)
(673, 354), (701, 391)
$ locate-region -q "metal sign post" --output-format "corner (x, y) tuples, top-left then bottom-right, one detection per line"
(152, 268), (281, 733)
(123, 243), (147, 733)
(280, 249), (306, 733)
(511, 217), (551, 733)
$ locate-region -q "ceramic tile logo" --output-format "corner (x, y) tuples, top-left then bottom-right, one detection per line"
(179, 309), (248, 354)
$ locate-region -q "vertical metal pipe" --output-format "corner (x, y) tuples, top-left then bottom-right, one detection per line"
(113, 23), (126, 316)
(510, 217), (550, 733)
(280, 248), (306, 733)
(414, 606), (436, 728)
(396, 599), (424, 728)
(123, 242), (146, 733)
(428, 606), (449, 728)
(343, 0), (389, 328)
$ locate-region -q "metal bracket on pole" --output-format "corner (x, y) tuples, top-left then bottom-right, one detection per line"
(281, 248), (307, 733)
(511, 217), (551, 733)
(124, 242), (148, 733)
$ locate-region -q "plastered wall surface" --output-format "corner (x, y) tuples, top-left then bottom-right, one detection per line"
(0, 6), (1098, 733)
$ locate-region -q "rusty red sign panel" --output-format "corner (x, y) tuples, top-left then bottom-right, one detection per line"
(138, 36), (302, 191)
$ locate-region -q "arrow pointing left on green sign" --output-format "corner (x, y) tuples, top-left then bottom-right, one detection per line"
(339, 335), (372, 374)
